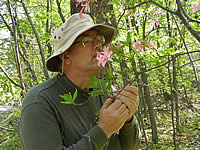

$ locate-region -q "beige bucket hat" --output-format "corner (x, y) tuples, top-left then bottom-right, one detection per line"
(46, 13), (116, 72)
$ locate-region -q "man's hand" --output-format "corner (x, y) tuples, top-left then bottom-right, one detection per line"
(116, 86), (139, 122)
(98, 99), (130, 138)
(98, 86), (139, 138)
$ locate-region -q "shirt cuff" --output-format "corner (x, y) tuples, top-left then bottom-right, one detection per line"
(122, 115), (136, 131)
(86, 125), (108, 148)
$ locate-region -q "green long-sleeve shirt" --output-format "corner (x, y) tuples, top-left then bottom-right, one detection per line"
(19, 73), (141, 150)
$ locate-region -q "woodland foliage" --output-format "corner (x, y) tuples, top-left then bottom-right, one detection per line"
(0, 0), (200, 149)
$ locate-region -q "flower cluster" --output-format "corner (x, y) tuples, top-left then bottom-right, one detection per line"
(96, 46), (113, 67)
(75, 0), (90, 18)
(149, 9), (163, 26)
(135, 39), (153, 53)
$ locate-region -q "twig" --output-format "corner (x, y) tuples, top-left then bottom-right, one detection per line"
(0, 13), (13, 36)
(7, 0), (25, 90)
(151, 1), (177, 15)
(0, 126), (15, 131)
(111, 77), (136, 100)
(172, 14), (199, 81)
(0, 66), (22, 88)
(0, 112), (14, 124)
(178, 58), (200, 69)
(56, 0), (65, 23)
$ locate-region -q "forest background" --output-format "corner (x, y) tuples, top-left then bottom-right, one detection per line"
(0, 0), (200, 149)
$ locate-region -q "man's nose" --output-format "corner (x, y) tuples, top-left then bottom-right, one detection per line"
(92, 39), (102, 51)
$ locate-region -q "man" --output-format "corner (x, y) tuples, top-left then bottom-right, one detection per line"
(19, 13), (141, 150)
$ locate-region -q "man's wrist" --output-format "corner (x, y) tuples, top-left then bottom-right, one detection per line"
(126, 116), (133, 124)
(97, 124), (111, 139)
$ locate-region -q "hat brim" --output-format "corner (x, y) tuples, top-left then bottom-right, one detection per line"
(46, 24), (116, 72)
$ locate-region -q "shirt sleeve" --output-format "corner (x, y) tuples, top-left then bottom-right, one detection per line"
(19, 102), (108, 150)
(119, 115), (142, 150)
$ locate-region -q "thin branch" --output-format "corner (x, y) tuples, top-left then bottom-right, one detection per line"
(116, 9), (126, 28)
(172, 14), (199, 81)
(146, 27), (168, 37)
(176, 50), (200, 56)
(127, 0), (177, 15)
(7, 0), (25, 90)
(0, 126), (15, 131)
(21, 0), (50, 80)
(137, 50), (200, 74)
(0, 112), (14, 124)
(0, 13), (13, 36)
(0, 66), (22, 88)
(117, 1), (152, 27)
(178, 58), (200, 69)
(127, 0), (151, 10)
(140, 57), (173, 74)
(56, 0), (65, 23)
(151, 1), (177, 15)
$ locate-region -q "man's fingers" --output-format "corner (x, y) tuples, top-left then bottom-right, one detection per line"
(102, 98), (113, 109)
(108, 99), (122, 110)
(118, 91), (138, 101)
(123, 86), (138, 96)
(121, 108), (129, 120)
(119, 95), (134, 109)
(117, 103), (127, 114)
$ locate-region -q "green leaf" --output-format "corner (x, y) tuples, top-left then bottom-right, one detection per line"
(72, 89), (78, 102)
(61, 101), (73, 104)
(107, 69), (113, 79)
(127, 32), (131, 43)
(60, 89), (78, 105)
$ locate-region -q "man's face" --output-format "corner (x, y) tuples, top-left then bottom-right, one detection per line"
(66, 29), (104, 74)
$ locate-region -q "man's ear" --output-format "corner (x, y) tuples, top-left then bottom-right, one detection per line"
(59, 52), (71, 64)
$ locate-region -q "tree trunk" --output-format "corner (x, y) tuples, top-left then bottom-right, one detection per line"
(46, 0), (53, 57)
(167, 56), (177, 150)
(90, 0), (117, 27)
(141, 14), (158, 144)
(119, 58), (129, 86)
(172, 55), (179, 133)
(140, 62), (158, 143)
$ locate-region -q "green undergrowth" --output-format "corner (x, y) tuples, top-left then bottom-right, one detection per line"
(0, 110), (22, 150)
(140, 103), (200, 150)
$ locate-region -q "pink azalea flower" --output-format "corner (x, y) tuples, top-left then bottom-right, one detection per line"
(135, 39), (153, 53)
(155, 9), (162, 15)
(96, 52), (105, 67)
(135, 40), (143, 52)
(96, 46), (113, 67)
(79, 7), (84, 18)
(75, 0), (90, 18)
(150, 18), (160, 26)
(75, 0), (83, 2)
(116, 44), (122, 49)
(144, 40), (153, 49)
(191, 3), (200, 13)
(123, 0), (126, 3)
